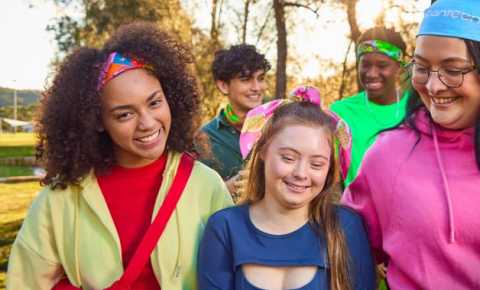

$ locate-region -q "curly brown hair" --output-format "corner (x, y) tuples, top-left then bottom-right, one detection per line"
(37, 22), (201, 188)
(212, 44), (271, 82)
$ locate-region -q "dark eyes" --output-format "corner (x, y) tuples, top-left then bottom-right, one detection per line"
(443, 69), (463, 76)
(311, 163), (325, 170)
(281, 155), (295, 162)
(150, 98), (163, 107)
(115, 112), (133, 121)
(280, 155), (326, 169)
(240, 76), (265, 82)
(414, 64), (466, 76)
(360, 62), (390, 69)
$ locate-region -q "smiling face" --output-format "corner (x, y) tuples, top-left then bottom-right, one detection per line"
(358, 52), (401, 104)
(261, 124), (331, 211)
(413, 36), (480, 129)
(216, 69), (267, 115)
(101, 69), (171, 168)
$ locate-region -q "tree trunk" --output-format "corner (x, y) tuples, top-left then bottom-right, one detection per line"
(273, 0), (287, 99)
(344, 0), (361, 44)
(210, 0), (219, 41)
(342, 0), (361, 93)
(241, 0), (252, 43)
(338, 40), (353, 99)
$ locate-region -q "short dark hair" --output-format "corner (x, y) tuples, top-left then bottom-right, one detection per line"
(212, 44), (271, 82)
(357, 27), (407, 53)
(37, 22), (201, 188)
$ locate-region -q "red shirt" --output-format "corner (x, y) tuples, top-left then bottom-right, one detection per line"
(97, 154), (167, 290)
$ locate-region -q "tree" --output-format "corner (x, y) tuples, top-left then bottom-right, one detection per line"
(273, 0), (287, 99)
(47, 0), (229, 121)
(48, 0), (193, 53)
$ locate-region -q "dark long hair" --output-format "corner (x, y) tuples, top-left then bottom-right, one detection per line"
(402, 39), (480, 170)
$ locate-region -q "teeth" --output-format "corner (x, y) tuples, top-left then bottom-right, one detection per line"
(286, 182), (308, 191)
(431, 97), (459, 105)
(137, 131), (159, 143)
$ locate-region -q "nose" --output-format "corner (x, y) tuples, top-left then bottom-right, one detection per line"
(250, 79), (261, 92)
(365, 66), (380, 79)
(425, 71), (448, 96)
(138, 111), (156, 131)
(292, 160), (308, 180)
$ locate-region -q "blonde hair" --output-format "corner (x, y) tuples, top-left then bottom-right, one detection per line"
(241, 101), (352, 290)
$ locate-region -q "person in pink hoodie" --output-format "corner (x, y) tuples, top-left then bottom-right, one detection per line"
(342, 0), (480, 289)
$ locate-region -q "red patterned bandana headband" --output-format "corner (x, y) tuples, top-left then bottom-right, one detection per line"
(97, 52), (149, 91)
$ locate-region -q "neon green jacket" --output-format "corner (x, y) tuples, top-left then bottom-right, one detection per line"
(7, 151), (233, 290)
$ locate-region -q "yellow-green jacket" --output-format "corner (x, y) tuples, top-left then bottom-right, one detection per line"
(7, 152), (233, 290)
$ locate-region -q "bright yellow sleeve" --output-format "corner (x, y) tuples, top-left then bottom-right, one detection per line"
(7, 237), (64, 290)
(6, 189), (65, 290)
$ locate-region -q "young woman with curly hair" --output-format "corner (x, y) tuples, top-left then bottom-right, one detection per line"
(198, 98), (375, 290)
(6, 22), (232, 290)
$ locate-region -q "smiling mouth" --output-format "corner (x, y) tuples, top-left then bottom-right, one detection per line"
(431, 96), (460, 105)
(135, 130), (160, 143)
(284, 180), (310, 193)
(247, 94), (262, 100)
(365, 81), (383, 90)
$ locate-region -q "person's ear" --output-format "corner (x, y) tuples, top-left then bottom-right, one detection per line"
(216, 80), (230, 95)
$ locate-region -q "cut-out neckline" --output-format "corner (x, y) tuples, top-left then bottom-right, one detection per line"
(241, 265), (320, 290)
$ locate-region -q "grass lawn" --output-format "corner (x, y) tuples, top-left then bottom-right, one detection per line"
(0, 181), (40, 289)
(0, 146), (35, 158)
(0, 133), (36, 159)
(0, 133), (36, 147)
(0, 165), (34, 177)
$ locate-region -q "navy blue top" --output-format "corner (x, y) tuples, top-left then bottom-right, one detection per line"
(198, 205), (375, 290)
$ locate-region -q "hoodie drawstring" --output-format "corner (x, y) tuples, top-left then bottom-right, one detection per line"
(432, 126), (456, 243)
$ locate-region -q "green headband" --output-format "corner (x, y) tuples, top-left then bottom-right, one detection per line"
(356, 39), (404, 64)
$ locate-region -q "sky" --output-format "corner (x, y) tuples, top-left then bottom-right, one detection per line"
(0, 0), (430, 90)
(0, 0), (58, 90)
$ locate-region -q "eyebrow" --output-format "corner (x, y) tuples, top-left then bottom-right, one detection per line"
(278, 147), (329, 161)
(413, 54), (471, 64)
(109, 89), (163, 112)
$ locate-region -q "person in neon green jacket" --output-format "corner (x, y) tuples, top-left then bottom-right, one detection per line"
(331, 27), (410, 188)
(6, 22), (232, 290)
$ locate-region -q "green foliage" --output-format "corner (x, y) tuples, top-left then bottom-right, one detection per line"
(0, 181), (41, 289)
(0, 87), (41, 107)
(0, 147), (35, 158)
(0, 166), (34, 177)
(48, 0), (194, 52)
(0, 105), (38, 131)
(48, 0), (225, 122)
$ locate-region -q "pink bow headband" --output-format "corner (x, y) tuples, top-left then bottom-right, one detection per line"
(239, 85), (352, 179)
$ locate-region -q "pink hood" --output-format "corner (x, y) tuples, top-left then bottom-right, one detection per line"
(414, 108), (475, 243)
(342, 107), (480, 289)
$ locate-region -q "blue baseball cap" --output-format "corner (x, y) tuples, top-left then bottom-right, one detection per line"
(417, 0), (480, 42)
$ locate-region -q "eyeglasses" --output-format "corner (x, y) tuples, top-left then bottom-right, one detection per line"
(410, 60), (477, 89)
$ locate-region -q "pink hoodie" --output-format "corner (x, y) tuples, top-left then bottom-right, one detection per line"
(342, 108), (480, 290)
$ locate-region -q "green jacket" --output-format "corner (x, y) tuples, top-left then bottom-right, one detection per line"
(7, 151), (233, 290)
(200, 109), (243, 180)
